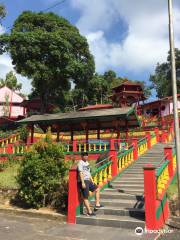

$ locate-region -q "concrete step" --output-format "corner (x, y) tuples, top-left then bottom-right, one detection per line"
(135, 158), (162, 161)
(132, 162), (161, 165)
(121, 172), (144, 175)
(138, 158), (162, 161)
(115, 173), (144, 181)
(125, 169), (147, 172)
(111, 182), (144, 189)
(114, 188), (144, 195)
(76, 214), (145, 229)
(91, 198), (144, 208)
(103, 188), (144, 198)
(112, 180), (144, 185)
(111, 184), (144, 190)
(94, 206), (145, 219)
(126, 167), (144, 171)
(100, 191), (144, 201)
(143, 156), (163, 158)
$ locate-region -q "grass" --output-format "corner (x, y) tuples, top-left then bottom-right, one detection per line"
(0, 162), (20, 189)
(167, 178), (178, 200)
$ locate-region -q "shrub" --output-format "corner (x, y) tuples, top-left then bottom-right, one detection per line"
(17, 138), (70, 209)
(18, 125), (29, 143)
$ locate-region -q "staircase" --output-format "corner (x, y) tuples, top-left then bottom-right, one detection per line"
(76, 143), (168, 229)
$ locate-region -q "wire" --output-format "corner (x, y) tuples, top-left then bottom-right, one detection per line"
(42, 0), (66, 12)
(3, 0), (67, 32)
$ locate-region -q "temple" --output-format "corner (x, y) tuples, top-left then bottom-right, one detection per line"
(20, 98), (56, 116)
(110, 80), (146, 107)
(17, 80), (180, 142)
(19, 107), (140, 143)
(0, 86), (26, 120)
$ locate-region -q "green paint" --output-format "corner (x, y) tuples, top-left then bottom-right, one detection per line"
(76, 205), (80, 216)
(64, 150), (109, 155)
(155, 171), (177, 220)
(151, 132), (156, 137)
(118, 148), (133, 158)
(137, 139), (147, 147)
(170, 172), (177, 184)
(156, 160), (169, 177)
(156, 194), (167, 220)
(91, 161), (112, 175)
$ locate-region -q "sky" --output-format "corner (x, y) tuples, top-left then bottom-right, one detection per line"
(0, 0), (180, 98)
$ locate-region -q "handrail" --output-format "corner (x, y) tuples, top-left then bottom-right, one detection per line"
(95, 155), (111, 167)
(155, 154), (168, 168)
(117, 146), (133, 157)
(156, 160), (169, 177)
(92, 160), (112, 175)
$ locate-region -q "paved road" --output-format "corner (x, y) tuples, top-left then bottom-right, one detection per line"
(0, 212), (160, 240)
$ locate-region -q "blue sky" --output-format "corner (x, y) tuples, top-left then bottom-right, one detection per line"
(0, 0), (180, 99)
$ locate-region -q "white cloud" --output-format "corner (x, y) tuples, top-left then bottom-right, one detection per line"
(71, 0), (180, 74)
(0, 54), (32, 95)
(0, 25), (5, 34)
(0, 23), (32, 95)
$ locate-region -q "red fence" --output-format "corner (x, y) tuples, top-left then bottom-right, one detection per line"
(144, 146), (177, 230)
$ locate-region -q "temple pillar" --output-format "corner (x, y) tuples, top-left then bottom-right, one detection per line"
(71, 130), (74, 142)
(86, 128), (89, 142)
(97, 128), (100, 139)
(56, 126), (60, 142)
(30, 124), (34, 144)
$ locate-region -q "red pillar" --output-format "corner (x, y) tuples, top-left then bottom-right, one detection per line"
(30, 124), (34, 144)
(117, 138), (121, 150)
(144, 164), (157, 230)
(161, 131), (166, 143)
(67, 166), (80, 224)
(169, 126), (173, 141)
(164, 147), (174, 178)
(146, 132), (151, 149)
(154, 127), (159, 142)
(109, 139), (118, 177)
(6, 145), (13, 154)
(73, 140), (77, 152)
(132, 138), (138, 160)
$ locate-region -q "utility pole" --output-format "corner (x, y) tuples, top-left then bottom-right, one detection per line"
(168, 0), (180, 215)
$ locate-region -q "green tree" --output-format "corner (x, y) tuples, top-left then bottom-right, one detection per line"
(150, 48), (180, 98)
(87, 73), (109, 104)
(2, 93), (10, 116)
(104, 70), (116, 84)
(17, 138), (69, 209)
(0, 4), (6, 22)
(0, 11), (95, 113)
(0, 71), (22, 90)
(65, 70), (150, 110)
(136, 80), (151, 99)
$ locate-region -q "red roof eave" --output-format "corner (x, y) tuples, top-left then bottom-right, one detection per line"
(79, 104), (113, 111)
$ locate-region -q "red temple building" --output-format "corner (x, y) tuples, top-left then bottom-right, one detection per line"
(20, 98), (56, 116)
(110, 80), (146, 108)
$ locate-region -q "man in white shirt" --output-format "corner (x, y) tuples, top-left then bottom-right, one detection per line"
(77, 152), (104, 216)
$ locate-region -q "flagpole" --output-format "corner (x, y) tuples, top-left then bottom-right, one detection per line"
(168, 0), (180, 215)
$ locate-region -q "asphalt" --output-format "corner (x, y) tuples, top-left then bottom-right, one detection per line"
(0, 212), (160, 240)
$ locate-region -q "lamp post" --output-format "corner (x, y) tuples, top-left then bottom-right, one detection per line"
(168, 0), (180, 215)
